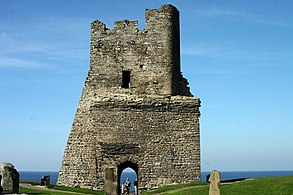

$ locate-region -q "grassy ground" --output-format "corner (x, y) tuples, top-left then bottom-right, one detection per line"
(20, 181), (105, 195)
(147, 175), (293, 195)
(20, 187), (80, 195)
(219, 176), (293, 195)
(20, 175), (293, 195)
(48, 185), (104, 194)
(141, 182), (207, 195)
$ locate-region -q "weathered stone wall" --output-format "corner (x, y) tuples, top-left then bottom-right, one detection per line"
(58, 95), (200, 189)
(88, 5), (191, 97)
(58, 4), (200, 193)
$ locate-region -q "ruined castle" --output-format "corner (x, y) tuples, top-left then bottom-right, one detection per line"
(58, 4), (201, 194)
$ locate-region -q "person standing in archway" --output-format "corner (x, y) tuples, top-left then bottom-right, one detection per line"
(134, 179), (138, 195)
(125, 178), (131, 194)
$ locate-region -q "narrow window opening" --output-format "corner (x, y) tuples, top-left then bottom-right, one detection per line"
(123, 20), (129, 29)
(122, 71), (131, 88)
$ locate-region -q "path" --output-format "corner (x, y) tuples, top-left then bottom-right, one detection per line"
(148, 179), (250, 194)
(19, 183), (91, 194)
(148, 184), (209, 195)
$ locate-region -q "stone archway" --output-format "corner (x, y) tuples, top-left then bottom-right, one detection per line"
(117, 161), (138, 194)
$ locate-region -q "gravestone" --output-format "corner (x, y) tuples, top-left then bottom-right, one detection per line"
(209, 170), (221, 195)
(0, 163), (19, 194)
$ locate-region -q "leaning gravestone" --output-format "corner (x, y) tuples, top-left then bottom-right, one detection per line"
(209, 170), (221, 195)
(0, 163), (19, 194)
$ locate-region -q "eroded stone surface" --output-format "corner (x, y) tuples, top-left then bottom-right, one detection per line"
(58, 4), (201, 193)
(0, 163), (19, 194)
(209, 170), (221, 195)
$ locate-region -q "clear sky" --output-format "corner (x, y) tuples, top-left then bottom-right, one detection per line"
(0, 0), (292, 172)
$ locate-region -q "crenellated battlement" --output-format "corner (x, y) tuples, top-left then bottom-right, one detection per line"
(114, 20), (138, 31)
(91, 20), (106, 32)
(91, 4), (179, 33)
(91, 20), (139, 33)
(89, 4), (191, 96)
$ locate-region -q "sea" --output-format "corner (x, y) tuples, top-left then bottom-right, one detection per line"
(19, 170), (293, 191)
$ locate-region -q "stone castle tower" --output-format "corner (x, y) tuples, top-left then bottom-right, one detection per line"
(58, 4), (201, 194)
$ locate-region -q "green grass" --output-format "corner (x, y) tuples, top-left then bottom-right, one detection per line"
(20, 186), (79, 195)
(20, 180), (105, 195)
(48, 185), (104, 194)
(141, 181), (208, 195)
(219, 176), (293, 195)
(156, 175), (293, 195)
(20, 176), (293, 195)
(162, 186), (209, 195)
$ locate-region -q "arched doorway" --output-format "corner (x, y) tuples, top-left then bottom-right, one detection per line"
(117, 161), (138, 194)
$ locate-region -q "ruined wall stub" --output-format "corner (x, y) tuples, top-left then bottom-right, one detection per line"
(58, 4), (201, 193)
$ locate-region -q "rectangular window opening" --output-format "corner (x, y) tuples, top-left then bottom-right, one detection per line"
(122, 71), (131, 88)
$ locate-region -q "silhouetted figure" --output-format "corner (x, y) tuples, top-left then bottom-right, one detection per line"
(125, 178), (131, 194)
(40, 175), (50, 186)
(134, 179), (138, 195)
(206, 174), (210, 182)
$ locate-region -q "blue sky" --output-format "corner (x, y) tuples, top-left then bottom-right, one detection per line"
(0, 0), (292, 172)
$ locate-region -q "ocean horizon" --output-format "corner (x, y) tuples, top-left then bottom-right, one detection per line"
(19, 170), (293, 187)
